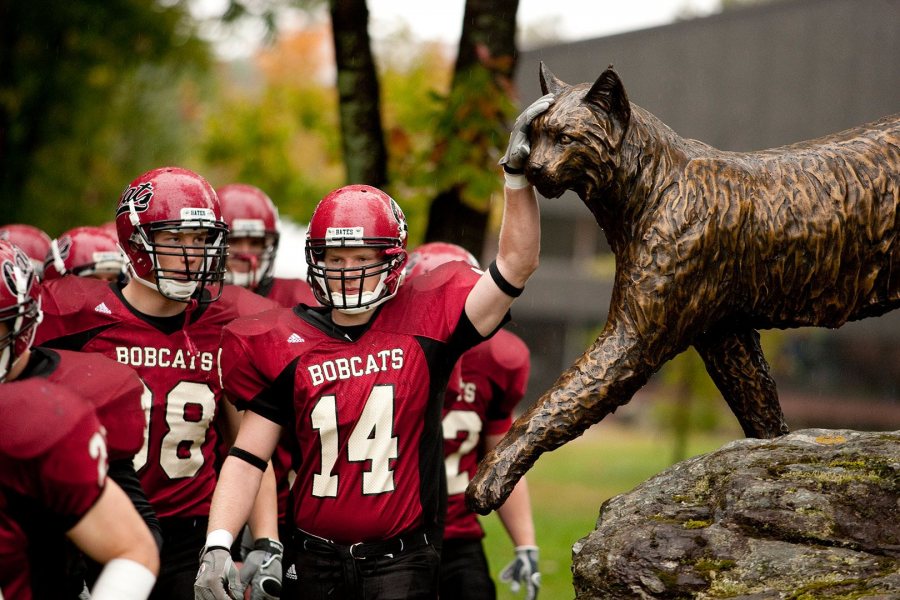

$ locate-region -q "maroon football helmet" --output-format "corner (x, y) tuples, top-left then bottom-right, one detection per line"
(217, 183), (280, 290)
(405, 242), (480, 281)
(43, 226), (125, 281)
(0, 241), (42, 382)
(0, 224), (52, 279)
(98, 221), (119, 238)
(306, 185), (408, 313)
(115, 166), (227, 302)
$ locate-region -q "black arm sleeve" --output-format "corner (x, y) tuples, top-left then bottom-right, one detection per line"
(108, 459), (163, 551)
(237, 356), (300, 427)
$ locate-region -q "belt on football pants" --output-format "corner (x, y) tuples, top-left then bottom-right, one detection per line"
(293, 527), (431, 560)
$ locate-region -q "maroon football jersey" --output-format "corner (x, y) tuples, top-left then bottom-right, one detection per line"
(259, 276), (318, 308)
(257, 277), (317, 520)
(0, 379), (107, 600)
(35, 276), (276, 518)
(220, 261), (487, 543)
(0, 508), (29, 600)
(442, 330), (530, 539)
(223, 282), (302, 523)
(23, 347), (145, 462)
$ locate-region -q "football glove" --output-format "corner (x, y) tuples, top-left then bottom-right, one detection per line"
(499, 545), (541, 600)
(499, 94), (554, 174)
(194, 546), (243, 600)
(239, 537), (283, 600)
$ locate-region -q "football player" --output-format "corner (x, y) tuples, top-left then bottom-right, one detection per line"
(33, 167), (281, 600)
(0, 242), (158, 599)
(43, 225), (126, 282)
(217, 183), (316, 307)
(0, 223), (52, 278)
(0, 238), (156, 596)
(217, 182), (317, 577)
(407, 242), (540, 600)
(0, 380), (159, 600)
(195, 93), (551, 600)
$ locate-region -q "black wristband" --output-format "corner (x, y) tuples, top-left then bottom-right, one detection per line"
(254, 537), (284, 555)
(502, 164), (525, 175)
(488, 260), (524, 297)
(228, 446), (268, 472)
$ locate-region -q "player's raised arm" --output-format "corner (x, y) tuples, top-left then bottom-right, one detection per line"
(465, 94), (554, 335)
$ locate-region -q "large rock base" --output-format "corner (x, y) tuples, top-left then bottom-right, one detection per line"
(572, 429), (900, 599)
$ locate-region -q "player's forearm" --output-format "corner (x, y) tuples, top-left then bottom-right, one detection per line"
(68, 481), (160, 573)
(496, 184), (540, 288)
(247, 462), (279, 540)
(207, 456), (265, 540)
(107, 459), (163, 550)
(495, 475), (537, 547)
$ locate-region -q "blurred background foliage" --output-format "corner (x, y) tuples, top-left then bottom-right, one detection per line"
(1, 0), (517, 249)
(1, 0), (212, 229)
(1, 0), (797, 447)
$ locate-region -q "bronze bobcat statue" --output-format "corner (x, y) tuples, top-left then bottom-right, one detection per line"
(467, 63), (900, 514)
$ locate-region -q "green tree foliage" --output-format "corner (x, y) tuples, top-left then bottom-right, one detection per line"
(422, 0), (521, 256)
(201, 24), (344, 224)
(377, 34), (455, 247)
(1, 0), (210, 234)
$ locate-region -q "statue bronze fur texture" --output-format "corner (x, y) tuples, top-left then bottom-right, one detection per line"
(467, 63), (900, 515)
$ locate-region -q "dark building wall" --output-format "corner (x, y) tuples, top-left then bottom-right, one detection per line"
(517, 0), (899, 151)
(506, 0), (900, 427)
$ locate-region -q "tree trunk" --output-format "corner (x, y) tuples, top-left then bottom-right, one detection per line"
(329, 0), (388, 188)
(425, 0), (520, 257)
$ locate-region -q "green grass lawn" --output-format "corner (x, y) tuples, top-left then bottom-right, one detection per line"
(478, 421), (738, 599)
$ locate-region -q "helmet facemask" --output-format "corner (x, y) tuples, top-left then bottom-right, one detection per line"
(307, 245), (406, 315)
(0, 250), (42, 382)
(225, 227), (279, 290)
(126, 216), (228, 303)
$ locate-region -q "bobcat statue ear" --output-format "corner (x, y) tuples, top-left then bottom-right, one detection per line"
(539, 62), (567, 95)
(585, 66), (631, 129)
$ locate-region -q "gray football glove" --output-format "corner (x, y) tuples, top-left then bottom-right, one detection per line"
(194, 546), (243, 600)
(239, 537), (283, 600)
(499, 94), (554, 174)
(499, 545), (541, 600)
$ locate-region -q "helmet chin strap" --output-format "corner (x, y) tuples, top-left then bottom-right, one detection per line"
(225, 253), (265, 289)
(157, 277), (199, 301)
(126, 260), (198, 302)
(331, 272), (393, 315)
(0, 345), (11, 383)
(332, 290), (381, 315)
(225, 270), (253, 288)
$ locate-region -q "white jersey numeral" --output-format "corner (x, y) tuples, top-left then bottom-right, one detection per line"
(132, 380), (216, 478)
(442, 410), (482, 495)
(310, 385), (398, 498)
(310, 395), (339, 497)
(88, 429), (109, 487)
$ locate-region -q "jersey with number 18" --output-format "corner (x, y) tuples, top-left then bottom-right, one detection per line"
(34, 276), (277, 519)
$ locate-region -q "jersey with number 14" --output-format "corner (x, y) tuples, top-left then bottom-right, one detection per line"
(34, 276), (276, 519)
(221, 261), (487, 544)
